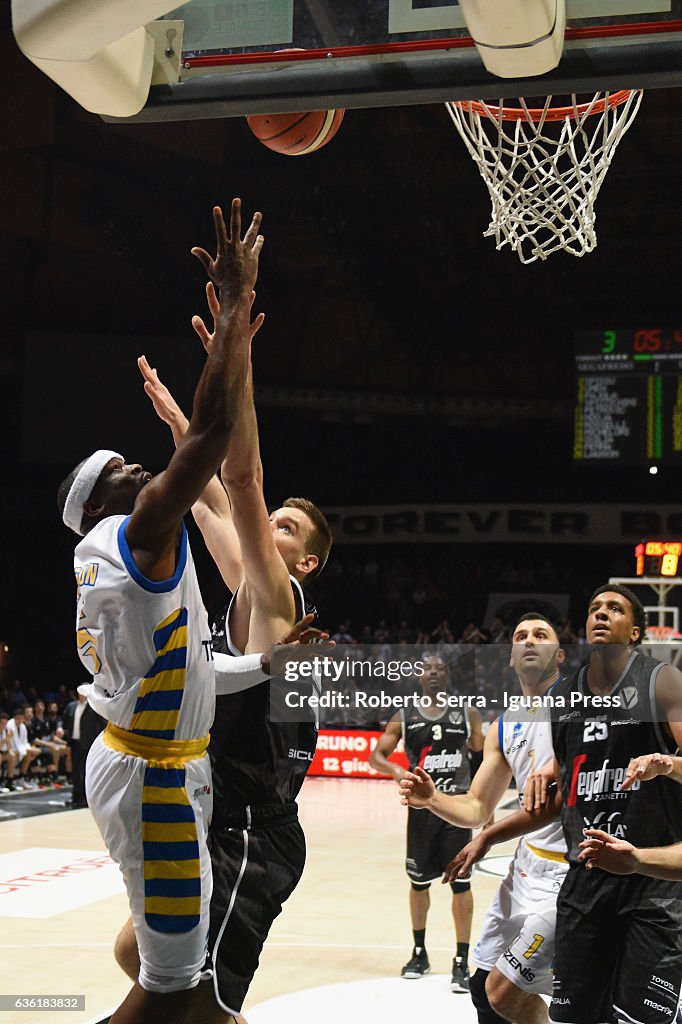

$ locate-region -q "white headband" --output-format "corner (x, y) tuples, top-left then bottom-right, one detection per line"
(62, 450), (124, 536)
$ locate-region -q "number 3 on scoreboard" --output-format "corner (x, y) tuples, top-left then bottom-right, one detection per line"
(602, 330), (616, 354)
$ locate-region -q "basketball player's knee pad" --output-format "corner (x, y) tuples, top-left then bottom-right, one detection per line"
(410, 881), (431, 892)
(450, 878), (471, 894)
(469, 969), (508, 1024)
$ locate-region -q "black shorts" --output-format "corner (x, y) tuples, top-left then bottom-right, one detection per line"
(550, 866), (682, 1024)
(207, 803), (306, 1015)
(406, 807), (471, 885)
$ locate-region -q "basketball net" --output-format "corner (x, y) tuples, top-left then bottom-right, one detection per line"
(645, 625), (681, 642)
(446, 91), (643, 264)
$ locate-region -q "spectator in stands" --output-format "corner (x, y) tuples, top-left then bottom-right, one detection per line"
(411, 581), (428, 613)
(9, 707), (40, 788)
(397, 620), (414, 643)
(460, 622), (488, 644)
(63, 691), (106, 808)
(55, 685), (72, 711)
(332, 622), (354, 644)
(558, 618), (578, 643)
(30, 700), (68, 783)
(0, 711), (17, 791)
(488, 617), (508, 643)
(431, 619), (455, 644)
(44, 701), (72, 777)
(8, 679), (28, 713)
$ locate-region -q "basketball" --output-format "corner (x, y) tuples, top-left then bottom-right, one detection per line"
(246, 109), (345, 156)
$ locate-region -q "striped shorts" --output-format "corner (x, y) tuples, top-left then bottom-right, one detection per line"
(86, 732), (213, 992)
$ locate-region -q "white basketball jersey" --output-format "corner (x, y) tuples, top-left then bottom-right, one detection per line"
(499, 707), (566, 856)
(74, 515), (215, 741)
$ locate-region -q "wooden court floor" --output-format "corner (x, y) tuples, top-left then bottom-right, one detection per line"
(0, 778), (513, 1024)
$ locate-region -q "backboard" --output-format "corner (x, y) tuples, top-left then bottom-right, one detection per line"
(107, 0), (682, 122)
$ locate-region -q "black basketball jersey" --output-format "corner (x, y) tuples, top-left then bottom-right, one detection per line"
(401, 704), (472, 795)
(552, 649), (682, 866)
(210, 577), (318, 811)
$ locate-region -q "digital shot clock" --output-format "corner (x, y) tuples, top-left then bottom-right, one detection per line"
(634, 541), (682, 578)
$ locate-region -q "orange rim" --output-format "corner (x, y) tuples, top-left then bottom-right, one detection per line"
(455, 90), (635, 122)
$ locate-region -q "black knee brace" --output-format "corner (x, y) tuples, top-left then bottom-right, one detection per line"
(410, 881), (431, 891)
(450, 878), (471, 894)
(469, 969), (509, 1024)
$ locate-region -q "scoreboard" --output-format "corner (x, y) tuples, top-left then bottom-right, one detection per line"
(574, 328), (682, 464)
(635, 540), (682, 578)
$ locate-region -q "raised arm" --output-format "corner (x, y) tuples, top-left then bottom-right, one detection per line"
(220, 360), (294, 624)
(399, 721), (513, 829)
(124, 201), (262, 580)
(137, 354), (244, 592)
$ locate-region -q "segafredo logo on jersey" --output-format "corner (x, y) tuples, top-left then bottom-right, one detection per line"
(567, 755), (640, 805)
(422, 749), (462, 773)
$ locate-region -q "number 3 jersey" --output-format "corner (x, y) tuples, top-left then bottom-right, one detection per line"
(401, 705), (472, 794)
(74, 515), (215, 741)
(552, 649), (682, 866)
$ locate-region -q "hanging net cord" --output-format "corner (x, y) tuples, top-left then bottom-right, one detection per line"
(446, 92), (643, 264)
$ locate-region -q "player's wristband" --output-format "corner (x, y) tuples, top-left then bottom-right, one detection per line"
(214, 651), (268, 695)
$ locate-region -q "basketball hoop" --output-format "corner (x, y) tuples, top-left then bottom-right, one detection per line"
(645, 625), (681, 643)
(445, 91), (643, 264)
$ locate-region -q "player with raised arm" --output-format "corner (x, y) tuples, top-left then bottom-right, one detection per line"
(369, 653), (483, 992)
(125, 271), (332, 1022)
(400, 615), (566, 1024)
(56, 200), (263, 1024)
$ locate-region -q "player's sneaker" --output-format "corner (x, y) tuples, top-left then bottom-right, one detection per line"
(451, 957), (470, 993)
(401, 949), (430, 979)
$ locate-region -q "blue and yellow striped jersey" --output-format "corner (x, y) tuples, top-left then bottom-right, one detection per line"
(74, 515), (215, 742)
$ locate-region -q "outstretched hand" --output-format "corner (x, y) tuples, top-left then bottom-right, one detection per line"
(191, 200), (264, 301)
(192, 282), (265, 356)
(399, 767), (436, 809)
(523, 761), (557, 812)
(622, 752), (673, 790)
(578, 828), (639, 874)
(137, 356), (185, 428)
(261, 614), (334, 675)
(279, 613), (333, 648)
(442, 831), (491, 882)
